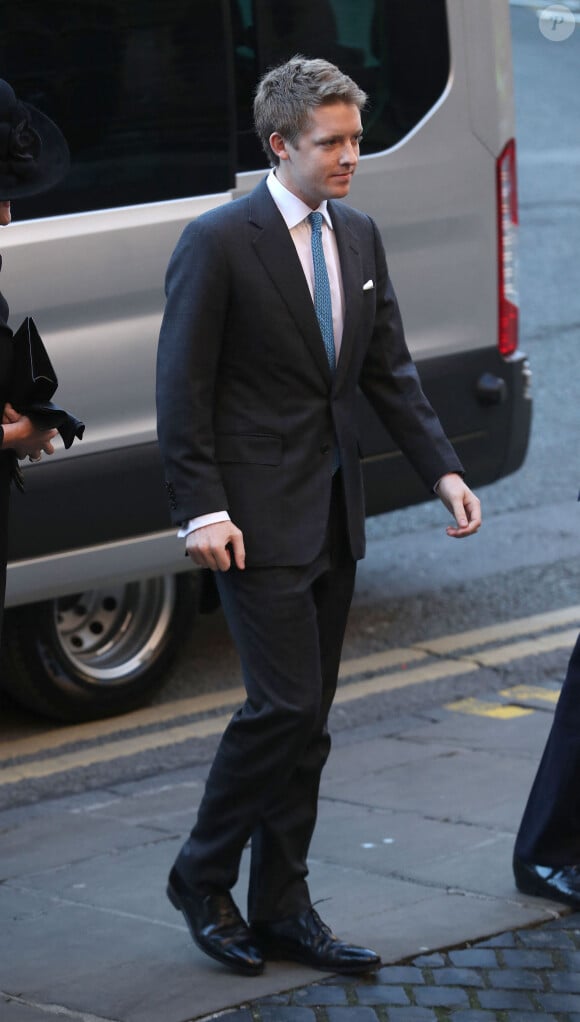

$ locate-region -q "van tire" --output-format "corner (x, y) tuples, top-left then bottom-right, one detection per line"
(0, 574), (196, 722)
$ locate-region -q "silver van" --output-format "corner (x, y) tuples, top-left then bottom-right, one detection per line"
(1, 0), (531, 720)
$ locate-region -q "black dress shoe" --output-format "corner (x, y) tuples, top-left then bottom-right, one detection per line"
(513, 855), (580, 908)
(167, 867), (264, 975)
(252, 906), (381, 974)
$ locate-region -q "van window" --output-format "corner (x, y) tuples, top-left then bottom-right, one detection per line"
(235, 0), (450, 169)
(1, 0), (449, 219)
(0, 0), (237, 219)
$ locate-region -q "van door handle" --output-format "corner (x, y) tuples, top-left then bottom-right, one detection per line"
(476, 372), (508, 405)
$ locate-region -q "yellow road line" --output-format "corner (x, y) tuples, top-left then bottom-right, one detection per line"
(338, 647), (427, 678)
(335, 627), (574, 705)
(444, 697), (534, 720)
(8, 664), (558, 783)
(0, 660), (478, 784)
(0, 669), (549, 783)
(2, 605), (578, 782)
(334, 658), (479, 703)
(0, 650), (428, 763)
(0, 714), (233, 785)
(0, 686), (245, 760)
(473, 629), (578, 666)
(419, 606), (580, 655)
(0, 649), (427, 762)
(446, 681), (562, 719)
(500, 684), (560, 705)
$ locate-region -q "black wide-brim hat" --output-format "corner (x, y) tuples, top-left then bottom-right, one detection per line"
(0, 79), (69, 200)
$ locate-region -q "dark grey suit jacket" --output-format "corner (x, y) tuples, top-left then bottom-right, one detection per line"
(156, 178), (463, 566)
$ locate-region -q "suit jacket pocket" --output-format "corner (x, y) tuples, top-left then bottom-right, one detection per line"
(215, 432), (282, 466)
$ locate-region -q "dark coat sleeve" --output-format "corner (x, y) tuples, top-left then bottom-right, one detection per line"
(156, 217), (231, 524)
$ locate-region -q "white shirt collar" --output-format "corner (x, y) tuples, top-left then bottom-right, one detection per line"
(267, 170), (333, 231)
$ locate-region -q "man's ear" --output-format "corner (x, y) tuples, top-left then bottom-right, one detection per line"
(269, 132), (290, 161)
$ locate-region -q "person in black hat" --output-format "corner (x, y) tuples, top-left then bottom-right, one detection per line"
(0, 78), (70, 640)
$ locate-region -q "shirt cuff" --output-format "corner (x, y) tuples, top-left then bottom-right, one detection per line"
(177, 511), (231, 538)
(433, 471), (463, 494)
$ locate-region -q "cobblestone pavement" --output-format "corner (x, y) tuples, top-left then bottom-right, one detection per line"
(209, 914), (580, 1022)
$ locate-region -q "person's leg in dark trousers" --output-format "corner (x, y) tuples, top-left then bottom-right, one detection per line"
(515, 631), (580, 866)
(173, 475), (355, 915)
(247, 476), (355, 922)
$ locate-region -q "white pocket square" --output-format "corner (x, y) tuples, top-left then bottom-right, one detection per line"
(363, 279), (374, 291)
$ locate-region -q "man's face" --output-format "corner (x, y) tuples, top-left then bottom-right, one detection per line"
(271, 102), (362, 209)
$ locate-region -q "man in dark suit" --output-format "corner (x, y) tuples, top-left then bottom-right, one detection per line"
(156, 56), (481, 977)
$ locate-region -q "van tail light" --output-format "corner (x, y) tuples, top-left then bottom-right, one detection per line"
(496, 139), (519, 357)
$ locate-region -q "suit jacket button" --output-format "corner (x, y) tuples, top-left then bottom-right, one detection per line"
(320, 443), (330, 454)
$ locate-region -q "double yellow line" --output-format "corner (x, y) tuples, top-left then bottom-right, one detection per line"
(1, 605), (578, 786)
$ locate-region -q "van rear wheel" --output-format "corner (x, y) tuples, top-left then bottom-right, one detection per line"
(1, 574), (195, 722)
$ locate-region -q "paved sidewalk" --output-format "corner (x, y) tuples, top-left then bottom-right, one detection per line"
(0, 672), (576, 1022)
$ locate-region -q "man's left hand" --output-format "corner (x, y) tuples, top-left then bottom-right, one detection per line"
(436, 473), (482, 538)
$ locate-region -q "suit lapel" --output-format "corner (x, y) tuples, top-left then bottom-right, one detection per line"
(249, 180), (332, 386)
(329, 201), (364, 389)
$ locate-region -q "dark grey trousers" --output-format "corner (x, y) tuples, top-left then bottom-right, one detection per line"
(174, 473), (356, 921)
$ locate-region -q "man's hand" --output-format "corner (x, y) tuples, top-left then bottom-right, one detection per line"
(436, 473), (482, 538)
(186, 520), (246, 571)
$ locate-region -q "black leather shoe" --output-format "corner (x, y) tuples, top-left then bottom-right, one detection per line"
(513, 855), (580, 908)
(167, 867), (264, 975)
(252, 906), (381, 974)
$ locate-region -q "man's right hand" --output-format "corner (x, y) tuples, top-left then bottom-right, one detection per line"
(186, 521), (246, 572)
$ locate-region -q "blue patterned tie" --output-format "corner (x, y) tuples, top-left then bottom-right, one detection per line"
(308, 211), (336, 374)
(309, 211), (339, 472)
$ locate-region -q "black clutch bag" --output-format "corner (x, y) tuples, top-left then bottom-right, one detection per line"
(9, 316), (85, 449)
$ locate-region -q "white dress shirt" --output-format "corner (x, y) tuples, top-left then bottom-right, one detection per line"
(267, 169), (345, 358)
(178, 170), (345, 538)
